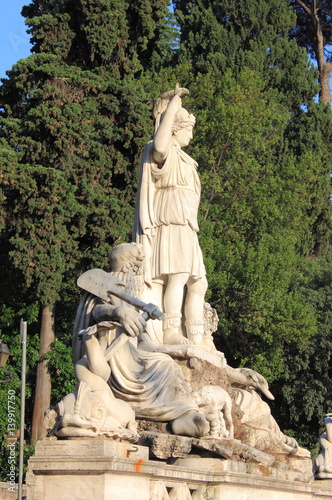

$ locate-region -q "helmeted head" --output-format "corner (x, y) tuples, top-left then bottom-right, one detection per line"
(171, 107), (196, 148)
(171, 107), (196, 134)
(153, 85), (195, 138)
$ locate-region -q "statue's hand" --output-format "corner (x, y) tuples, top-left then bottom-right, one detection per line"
(79, 321), (115, 341)
(168, 91), (183, 115)
(153, 85), (189, 120)
(238, 368), (275, 400)
(114, 306), (147, 337)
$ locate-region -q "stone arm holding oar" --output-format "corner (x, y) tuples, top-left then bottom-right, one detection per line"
(74, 264), (164, 395)
(74, 267), (164, 391)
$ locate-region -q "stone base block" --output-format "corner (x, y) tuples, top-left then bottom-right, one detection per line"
(0, 482), (27, 500)
(26, 438), (331, 500)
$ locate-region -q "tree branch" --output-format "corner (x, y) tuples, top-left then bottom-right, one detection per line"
(294, 0), (314, 19)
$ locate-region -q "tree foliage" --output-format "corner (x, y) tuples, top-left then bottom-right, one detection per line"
(174, 0), (318, 108)
(172, 0), (332, 448)
(185, 70), (316, 380)
(0, 0), (170, 447)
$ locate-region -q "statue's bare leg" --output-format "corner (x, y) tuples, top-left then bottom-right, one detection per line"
(224, 401), (234, 438)
(184, 276), (208, 344)
(163, 272), (192, 345)
(75, 333), (112, 394)
(171, 411), (210, 437)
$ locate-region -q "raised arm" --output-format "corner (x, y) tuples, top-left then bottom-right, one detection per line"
(152, 92), (182, 164)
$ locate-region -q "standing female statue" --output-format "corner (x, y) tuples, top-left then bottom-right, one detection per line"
(133, 85), (208, 346)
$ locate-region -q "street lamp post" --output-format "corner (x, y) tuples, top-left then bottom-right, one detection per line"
(18, 320), (27, 500)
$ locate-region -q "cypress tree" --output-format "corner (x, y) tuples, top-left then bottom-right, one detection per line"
(0, 0), (170, 442)
(173, 0), (318, 110)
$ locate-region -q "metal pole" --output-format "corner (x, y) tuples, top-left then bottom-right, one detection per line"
(18, 319), (27, 500)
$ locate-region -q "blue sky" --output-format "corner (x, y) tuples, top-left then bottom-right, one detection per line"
(0, 3), (32, 79)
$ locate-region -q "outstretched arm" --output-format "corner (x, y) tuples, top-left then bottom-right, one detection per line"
(77, 324), (113, 382)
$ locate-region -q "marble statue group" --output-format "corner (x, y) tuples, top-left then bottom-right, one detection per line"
(49, 85), (312, 464)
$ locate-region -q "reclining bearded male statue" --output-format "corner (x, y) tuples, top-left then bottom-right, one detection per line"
(50, 241), (309, 459)
(55, 242), (211, 439)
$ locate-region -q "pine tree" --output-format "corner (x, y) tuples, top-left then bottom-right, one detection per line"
(290, 0), (332, 104)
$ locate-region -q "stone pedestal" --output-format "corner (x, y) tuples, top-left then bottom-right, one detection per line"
(26, 439), (149, 500)
(26, 438), (331, 500)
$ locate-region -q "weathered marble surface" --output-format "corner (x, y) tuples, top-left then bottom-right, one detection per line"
(48, 239), (309, 458)
(45, 86), (311, 479)
(53, 243), (210, 439)
(191, 385), (234, 439)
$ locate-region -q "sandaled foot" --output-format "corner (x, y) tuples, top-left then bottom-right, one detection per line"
(163, 330), (192, 345)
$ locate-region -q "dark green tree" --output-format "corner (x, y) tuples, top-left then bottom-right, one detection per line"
(172, 0), (332, 447)
(0, 0), (171, 443)
(263, 256), (332, 451)
(173, 0), (317, 110)
(186, 70), (317, 377)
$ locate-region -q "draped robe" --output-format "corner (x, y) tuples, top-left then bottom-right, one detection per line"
(133, 141), (206, 285)
(73, 292), (199, 421)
